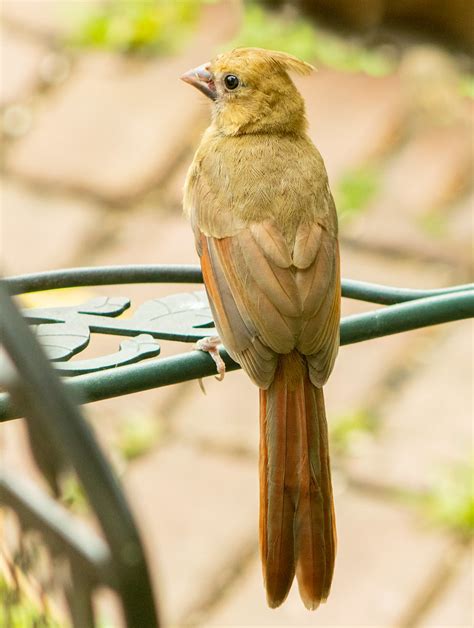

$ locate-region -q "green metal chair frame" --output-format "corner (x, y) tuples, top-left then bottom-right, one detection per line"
(0, 264), (472, 627)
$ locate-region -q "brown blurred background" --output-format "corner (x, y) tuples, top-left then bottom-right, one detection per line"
(1, 0), (473, 626)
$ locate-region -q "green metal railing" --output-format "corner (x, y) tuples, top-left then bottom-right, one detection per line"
(0, 264), (473, 627)
(0, 279), (159, 627)
(1, 265), (472, 422)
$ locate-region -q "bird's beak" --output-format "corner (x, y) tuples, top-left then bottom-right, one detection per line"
(180, 62), (217, 101)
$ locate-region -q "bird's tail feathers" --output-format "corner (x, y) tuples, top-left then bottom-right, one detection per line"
(259, 351), (336, 609)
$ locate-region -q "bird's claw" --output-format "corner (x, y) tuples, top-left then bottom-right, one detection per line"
(195, 336), (225, 381)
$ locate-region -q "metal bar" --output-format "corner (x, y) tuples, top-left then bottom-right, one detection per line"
(340, 290), (474, 344)
(0, 470), (114, 587)
(5, 265), (203, 295)
(5, 265), (473, 305)
(1, 290), (472, 423)
(0, 282), (160, 626)
(67, 564), (95, 628)
(341, 279), (473, 305)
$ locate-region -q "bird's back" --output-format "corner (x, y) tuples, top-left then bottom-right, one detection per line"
(187, 127), (337, 245)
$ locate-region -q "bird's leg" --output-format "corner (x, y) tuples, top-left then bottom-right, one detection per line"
(195, 335), (225, 381)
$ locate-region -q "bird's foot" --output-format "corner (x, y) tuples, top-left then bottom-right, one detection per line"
(195, 336), (225, 381)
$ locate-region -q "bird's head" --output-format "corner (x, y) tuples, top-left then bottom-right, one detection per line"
(181, 47), (314, 136)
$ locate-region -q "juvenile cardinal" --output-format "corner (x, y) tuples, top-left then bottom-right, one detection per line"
(182, 47), (340, 610)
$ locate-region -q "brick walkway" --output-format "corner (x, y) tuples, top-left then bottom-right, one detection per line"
(1, 2), (472, 626)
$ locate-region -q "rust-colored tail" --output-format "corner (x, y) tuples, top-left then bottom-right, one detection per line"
(259, 351), (336, 609)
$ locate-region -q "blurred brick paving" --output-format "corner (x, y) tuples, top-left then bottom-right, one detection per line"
(1, 2), (473, 626)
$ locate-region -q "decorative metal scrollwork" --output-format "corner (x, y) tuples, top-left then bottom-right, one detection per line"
(27, 292), (215, 376)
(0, 265), (472, 424)
(0, 280), (160, 627)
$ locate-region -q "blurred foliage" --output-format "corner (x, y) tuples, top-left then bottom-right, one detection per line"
(231, 4), (394, 76)
(97, 619), (118, 628)
(116, 413), (163, 461)
(330, 409), (377, 456)
(69, 0), (212, 54)
(335, 165), (381, 223)
(418, 209), (448, 238)
(0, 574), (60, 628)
(421, 460), (474, 538)
(460, 74), (474, 99)
(61, 474), (89, 515)
(407, 460), (474, 539)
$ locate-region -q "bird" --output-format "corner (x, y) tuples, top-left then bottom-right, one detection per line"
(181, 47), (340, 610)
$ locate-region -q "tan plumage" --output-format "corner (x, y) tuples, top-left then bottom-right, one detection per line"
(182, 47), (340, 609)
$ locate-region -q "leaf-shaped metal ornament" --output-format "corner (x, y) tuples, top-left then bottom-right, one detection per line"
(36, 321), (90, 361)
(27, 296), (130, 324)
(55, 334), (161, 376)
(132, 291), (216, 341)
(23, 293), (215, 341)
(76, 296), (130, 317)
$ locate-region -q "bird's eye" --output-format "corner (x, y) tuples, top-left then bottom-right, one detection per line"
(224, 74), (239, 90)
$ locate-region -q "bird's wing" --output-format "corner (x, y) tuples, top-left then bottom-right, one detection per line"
(294, 221), (341, 387)
(200, 222), (293, 389)
(198, 217), (339, 389)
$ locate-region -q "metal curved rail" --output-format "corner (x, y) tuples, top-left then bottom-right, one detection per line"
(0, 281), (159, 626)
(1, 265), (472, 627)
(1, 284), (472, 422)
(5, 264), (473, 305)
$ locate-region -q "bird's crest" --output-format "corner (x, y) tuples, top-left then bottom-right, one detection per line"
(259, 49), (315, 76)
(221, 47), (315, 77)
